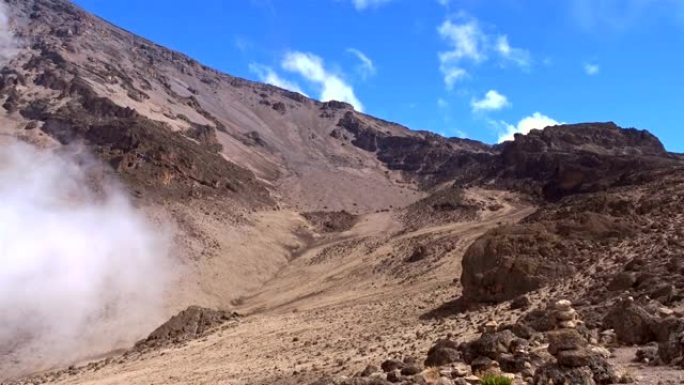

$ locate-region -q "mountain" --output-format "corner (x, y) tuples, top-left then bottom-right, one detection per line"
(2, 1), (684, 384)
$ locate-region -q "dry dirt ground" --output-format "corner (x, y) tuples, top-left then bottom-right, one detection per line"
(27, 189), (532, 385)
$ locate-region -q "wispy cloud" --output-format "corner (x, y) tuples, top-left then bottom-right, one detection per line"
(233, 36), (253, 53)
(347, 48), (376, 79)
(494, 112), (562, 143)
(350, 0), (393, 11)
(495, 35), (531, 68)
(437, 13), (530, 89)
(570, 0), (684, 31)
(584, 63), (600, 75)
(0, 3), (19, 65)
(471, 90), (511, 112)
(249, 63), (308, 96)
(282, 51), (363, 111)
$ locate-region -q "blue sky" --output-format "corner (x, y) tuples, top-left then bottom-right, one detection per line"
(72, 0), (684, 152)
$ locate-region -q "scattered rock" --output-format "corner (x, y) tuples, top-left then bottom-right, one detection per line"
(426, 339), (462, 367)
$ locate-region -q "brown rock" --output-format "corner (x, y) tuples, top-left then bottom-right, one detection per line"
(547, 329), (588, 355)
(556, 349), (592, 367)
(533, 364), (596, 385)
(602, 301), (656, 344)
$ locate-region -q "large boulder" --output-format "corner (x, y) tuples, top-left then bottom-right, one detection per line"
(460, 224), (573, 303)
(461, 213), (633, 303)
(602, 300), (656, 345)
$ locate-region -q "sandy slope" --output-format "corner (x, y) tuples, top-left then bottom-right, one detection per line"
(39, 189), (534, 385)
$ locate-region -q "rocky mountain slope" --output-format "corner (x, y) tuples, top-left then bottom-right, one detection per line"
(1, 0), (684, 384)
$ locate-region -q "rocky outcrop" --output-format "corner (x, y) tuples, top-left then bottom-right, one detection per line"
(134, 306), (238, 351)
(498, 122), (675, 200)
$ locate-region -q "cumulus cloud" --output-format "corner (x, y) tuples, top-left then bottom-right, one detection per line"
(495, 112), (562, 143)
(0, 139), (175, 379)
(282, 51), (363, 111)
(249, 63), (308, 96)
(350, 0), (393, 10)
(347, 48), (376, 79)
(471, 90), (511, 112)
(0, 3), (19, 65)
(438, 14), (530, 89)
(584, 63), (600, 75)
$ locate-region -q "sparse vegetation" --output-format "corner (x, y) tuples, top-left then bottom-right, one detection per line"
(481, 373), (513, 385)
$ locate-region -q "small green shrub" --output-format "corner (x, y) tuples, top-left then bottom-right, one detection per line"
(480, 374), (513, 385)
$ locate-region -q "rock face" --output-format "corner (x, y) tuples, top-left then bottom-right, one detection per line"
(498, 122), (672, 200)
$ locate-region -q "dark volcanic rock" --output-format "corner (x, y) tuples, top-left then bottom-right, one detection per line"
(461, 330), (516, 363)
(380, 359), (405, 373)
(134, 306), (237, 351)
(425, 339), (461, 367)
(602, 300), (656, 345)
(499, 122), (673, 200)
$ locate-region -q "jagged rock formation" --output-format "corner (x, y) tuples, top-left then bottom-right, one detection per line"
(134, 306), (238, 351)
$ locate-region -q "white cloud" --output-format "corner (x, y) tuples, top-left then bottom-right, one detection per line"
(437, 98), (449, 108)
(438, 17), (484, 89)
(471, 90), (511, 112)
(437, 14), (530, 89)
(496, 112), (562, 143)
(442, 67), (468, 89)
(351, 0), (393, 10)
(249, 63), (308, 96)
(0, 139), (174, 378)
(0, 3), (19, 65)
(438, 18), (487, 64)
(437, 0), (451, 7)
(584, 63), (600, 75)
(282, 51), (363, 111)
(347, 48), (376, 79)
(495, 35), (531, 68)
